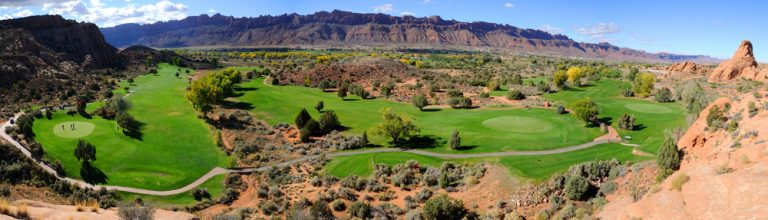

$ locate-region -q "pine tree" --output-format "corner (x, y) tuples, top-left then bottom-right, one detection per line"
(295, 108), (312, 128)
(657, 134), (681, 177)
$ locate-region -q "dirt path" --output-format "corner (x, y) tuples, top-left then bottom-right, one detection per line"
(0, 113), (623, 196)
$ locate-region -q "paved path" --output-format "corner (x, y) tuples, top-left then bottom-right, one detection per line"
(0, 113), (621, 195)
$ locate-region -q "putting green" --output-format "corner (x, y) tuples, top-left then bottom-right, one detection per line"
(481, 116), (553, 133)
(624, 103), (674, 114)
(52, 122), (95, 138)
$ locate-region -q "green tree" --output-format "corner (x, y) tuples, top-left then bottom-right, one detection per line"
(337, 86), (348, 100)
(295, 108), (312, 128)
(657, 133), (681, 178)
(299, 127), (311, 143)
(74, 140), (96, 163)
(449, 130), (461, 150)
(319, 110), (341, 132)
(412, 93), (429, 111)
(304, 119), (321, 135)
(422, 194), (466, 220)
(570, 98), (600, 126)
(15, 114), (35, 138)
(552, 70), (568, 89)
(186, 77), (223, 116)
(374, 108), (419, 146)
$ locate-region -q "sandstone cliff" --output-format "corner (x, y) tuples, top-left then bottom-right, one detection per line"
(667, 61), (706, 73)
(709, 40), (767, 82)
(598, 93), (768, 219)
(101, 10), (718, 63)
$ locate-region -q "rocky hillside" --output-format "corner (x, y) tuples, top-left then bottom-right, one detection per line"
(101, 10), (717, 63)
(709, 40), (768, 82)
(599, 93), (768, 219)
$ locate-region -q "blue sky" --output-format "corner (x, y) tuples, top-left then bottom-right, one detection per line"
(1, 0), (766, 60)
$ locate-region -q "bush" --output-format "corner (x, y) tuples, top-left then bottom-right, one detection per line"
(422, 194), (466, 220)
(295, 108), (312, 128)
(331, 199), (346, 211)
(310, 200), (333, 219)
(617, 113), (636, 130)
(570, 98), (600, 126)
(448, 97), (472, 109)
(412, 93), (429, 111)
(304, 119), (321, 135)
(506, 89), (525, 100)
(564, 175), (589, 200)
(706, 105), (726, 130)
(654, 87), (674, 103)
(671, 173), (689, 191)
(349, 201), (371, 218)
(314, 101), (324, 112)
(117, 203), (154, 220)
(657, 134), (681, 178)
(556, 106), (567, 114)
(319, 110), (341, 133)
(622, 89), (635, 97)
(449, 130), (461, 150)
(193, 188), (211, 201)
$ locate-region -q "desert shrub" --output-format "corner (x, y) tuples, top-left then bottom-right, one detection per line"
(377, 191), (396, 201)
(748, 101), (758, 117)
(336, 187), (358, 201)
(422, 194), (466, 220)
(564, 175), (589, 200)
(299, 127), (311, 143)
(348, 201), (372, 218)
(412, 93), (429, 111)
(671, 173), (689, 191)
(654, 87), (674, 102)
(447, 90), (463, 98)
(339, 175), (368, 191)
(617, 113), (636, 130)
(506, 89), (526, 100)
(706, 105), (726, 129)
(294, 108), (311, 128)
(309, 200), (333, 219)
(556, 105), (567, 114)
(599, 182), (617, 195)
(331, 199), (346, 211)
(657, 134), (681, 179)
(414, 189), (433, 203)
(118, 203), (154, 220)
(448, 97), (472, 109)
(449, 130), (461, 150)
(716, 165), (733, 175)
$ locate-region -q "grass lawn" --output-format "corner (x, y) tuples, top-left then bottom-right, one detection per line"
(544, 79), (687, 153)
(236, 77), (602, 153)
(32, 64), (230, 191)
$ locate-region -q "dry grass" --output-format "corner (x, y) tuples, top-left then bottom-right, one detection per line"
(74, 200), (99, 213)
(0, 198), (11, 216)
(16, 205), (30, 219)
(671, 173), (689, 191)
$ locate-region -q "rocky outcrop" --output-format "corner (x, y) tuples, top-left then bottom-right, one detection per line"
(667, 61), (704, 73)
(101, 10), (718, 63)
(709, 40), (767, 82)
(598, 93), (768, 219)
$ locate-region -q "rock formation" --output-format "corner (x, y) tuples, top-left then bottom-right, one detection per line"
(709, 40), (767, 82)
(667, 61), (703, 73)
(598, 93), (768, 219)
(101, 10), (718, 63)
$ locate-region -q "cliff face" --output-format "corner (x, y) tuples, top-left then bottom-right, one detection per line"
(0, 15), (121, 69)
(101, 10), (717, 63)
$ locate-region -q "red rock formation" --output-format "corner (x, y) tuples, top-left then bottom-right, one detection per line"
(709, 40), (766, 81)
(667, 61), (702, 73)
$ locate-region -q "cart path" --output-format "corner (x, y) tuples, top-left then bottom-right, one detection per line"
(1, 113), (621, 195)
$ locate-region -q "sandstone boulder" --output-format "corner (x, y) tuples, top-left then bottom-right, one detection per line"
(667, 61), (702, 73)
(709, 40), (764, 81)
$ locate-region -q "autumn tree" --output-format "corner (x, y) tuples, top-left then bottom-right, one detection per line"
(566, 66), (583, 87)
(553, 70), (568, 89)
(633, 73), (655, 98)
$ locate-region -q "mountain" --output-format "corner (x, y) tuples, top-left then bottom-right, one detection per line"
(101, 10), (718, 63)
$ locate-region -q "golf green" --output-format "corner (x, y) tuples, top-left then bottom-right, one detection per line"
(53, 121), (95, 138)
(481, 116), (553, 133)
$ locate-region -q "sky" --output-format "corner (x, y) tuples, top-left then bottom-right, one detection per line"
(1, 0), (766, 61)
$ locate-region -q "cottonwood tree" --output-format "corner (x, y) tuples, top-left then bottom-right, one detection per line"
(374, 108), (419, 146)
(553, 70), (568, 89)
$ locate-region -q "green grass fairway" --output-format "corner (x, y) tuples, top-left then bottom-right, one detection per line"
(52, 122), (95, 138)
(544, 79), (687, 153)
(32, 64), (230, 190)
(481, 116), (553, 133)
(235, 77), (602, 153)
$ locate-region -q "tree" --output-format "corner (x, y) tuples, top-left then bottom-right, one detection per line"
(337, 86), (348, 100)
(449, 97), (472, 109)
(362, 131), (369, 146)
(422, 194), (466, 220)
(299, 127), (311, 143)
(654, 87), (673, 102)
(295, 108), (312, 128)
(187, 77), (223, 116)
(53, 160), (66, 177)
(566, 66), (583, 87)
(319, 110), (341, 132)
(564, 175), (589, 200)
(15, 114), (34, 138)
(314, 101), (324, 112)
(76, 95), (89, 116)
(633, 73), (655, 98)
(553, 70), (568, 89)
(374, 108), (419, 146)
(617, 113), (636, 130)
(449, 130), (461, 150)
(193, 188), (211, 201)
(304, 119), (321, 135)
(626, 67), (639, 81)
(536, 81), (551, 93)
(570, 98), (600, 126)
(510, 74), (523, 85)
(657, 133), (681, 177)
(116, 112), (134, 131)
(74, 140), (96, 163)
(412, 93), (429, 111)
(506, 89), (525, 100)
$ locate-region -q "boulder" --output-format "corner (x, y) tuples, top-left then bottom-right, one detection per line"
(709, 40), (764, 82)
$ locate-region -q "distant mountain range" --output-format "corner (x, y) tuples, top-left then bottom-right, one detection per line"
(100, 10), (719, 63)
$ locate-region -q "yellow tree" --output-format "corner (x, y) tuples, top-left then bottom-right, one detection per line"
(567, 66), (583, 87)
(634, 73), (656, 97)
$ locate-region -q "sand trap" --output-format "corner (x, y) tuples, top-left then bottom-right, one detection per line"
(624, 103), (674, 113)
(481, 116), (553, 133)
(52, 121), (95, 138)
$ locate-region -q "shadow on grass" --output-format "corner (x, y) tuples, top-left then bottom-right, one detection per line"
(634, 123), (647, 131)
(122, 118), (145, 141)
(421, 108), (442, 112)
(456, 145), (478, 151)
(221, 100), (254, 110)
(598, 116), (614, 125)
(80, 162), (108, 185)
(398, 135), (443, 149)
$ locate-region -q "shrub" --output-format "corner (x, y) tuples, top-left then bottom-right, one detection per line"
(556, 106), (567, 114)
(510, 74), (523, 85)
(657, 134), (681, 178)
(570, 98), (600, 126)
(671, 173), (689, 191)
(622, 89), (635, 97)
(748, 101), (758, 117)
(422, 194), (466, 220)
(294, 108), (312, 128)
(617, 113), (636, 130)
(331, 199), (346, 211)
(310, 200), (333, 219)
(449, 130), (461, 150)
(564, 175), (589, 200)
(314, 101), (324, 112)
(654, 87), (674, 102)
(299, 127), (311, 143)
(319, 110), (341, 133)
(117, 203), (154, 220)
(412, 93), (429, 111)
(487, 80), (500, 91)
(193, 188), (211, 201)
(349, 201), (371, 218)
(506, 89), (525, 100)
(706, 105), (726, 129)
(447, 90), (463, 98)
(304, 119), (321, 135)
(449, 97), (472, 109)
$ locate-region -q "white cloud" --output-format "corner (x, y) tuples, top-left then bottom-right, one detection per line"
(0, 0), (71, 7)
(373, 3), (393, 13)
(12, 8), (33, 17)
(539, 24), (561, 34)
(400, 11), (414, 16)
(43, 0), (188, 27)
(574, 22), (620, 42)
(422, 0), (433, 3)
(504, 2), (514, 8)
(207, 8), (216, 14)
